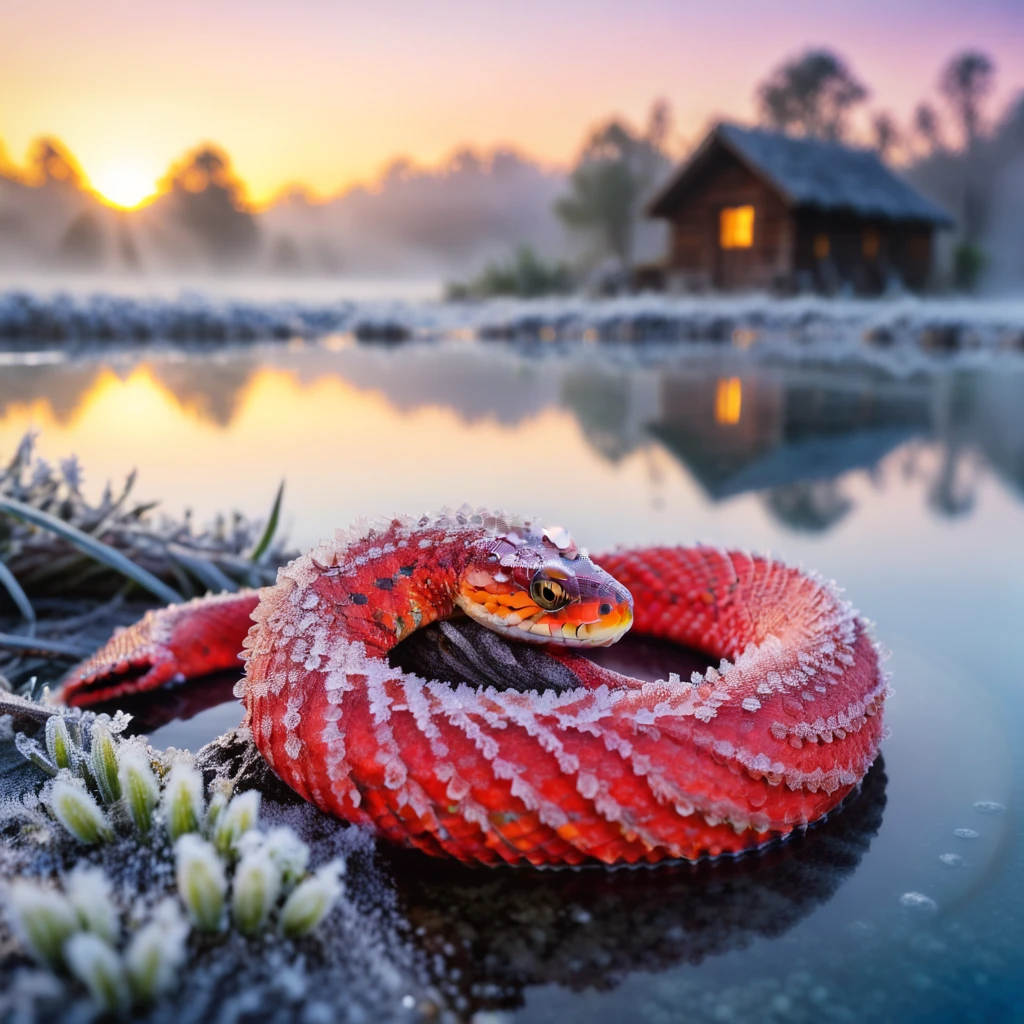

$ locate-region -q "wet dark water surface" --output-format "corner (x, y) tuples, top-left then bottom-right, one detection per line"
(3, 342), (1023, 1021)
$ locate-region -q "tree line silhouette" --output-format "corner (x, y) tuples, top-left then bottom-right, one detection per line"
(0, 47), (1020, 289)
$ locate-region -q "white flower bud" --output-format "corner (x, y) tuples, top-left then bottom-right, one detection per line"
(231, 849), (281, 936)
(262, 826), (311, 893)
(48, 778), (114, 844)
(212, 790), (260, 857)
(7, 881), (79, 967)
(205, 784), (231, 835)
(117, 744), (160, 835)
(45, 716), (77, 773)
(280, 860), (344, 939)
(163, 762), (205, 841)
(175, 834), (226, 932)
(65, 866), (119, 945)
(125, 899), (189, 1003)
(89, 724), (122, 804)
(64, 932), (131, 1013)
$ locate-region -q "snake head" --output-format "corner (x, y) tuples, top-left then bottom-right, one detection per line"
(457, 520), (633, 648)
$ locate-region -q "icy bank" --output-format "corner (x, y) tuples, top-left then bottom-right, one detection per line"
(1, 288), (1023, 361)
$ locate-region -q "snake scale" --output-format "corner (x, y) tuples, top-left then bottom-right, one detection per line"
(61, 508), (888, 867)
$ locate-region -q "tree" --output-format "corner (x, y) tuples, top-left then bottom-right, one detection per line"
(56, 212), (104, 267)
(757, 49), (868, 141)
(913, 102), (944, 154)
(872, 113), (901, 161)
(940, 51), (996, 248)
(941, 51), (995, 151)
(27, 138), (85, 188)
(555, 102), (672, 269)
(159, 146), (259, 267)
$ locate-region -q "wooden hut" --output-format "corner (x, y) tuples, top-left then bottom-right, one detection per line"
(648, 123), (953, 294)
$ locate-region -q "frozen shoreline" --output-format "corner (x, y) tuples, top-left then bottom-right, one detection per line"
(1, 288), (1023, 371)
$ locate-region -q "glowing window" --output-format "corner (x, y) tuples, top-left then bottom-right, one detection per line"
(863, 229), (879, 259)
(719, 206), (755, 249)
(715, 377), (743, 425)
(814, 234), (830, 260)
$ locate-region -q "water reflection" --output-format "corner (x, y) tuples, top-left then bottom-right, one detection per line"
(389, 760), (887, 1015)
(1, 346), (1023, 541)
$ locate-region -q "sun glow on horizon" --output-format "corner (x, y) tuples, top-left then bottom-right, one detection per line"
(88, 158), (160, 210)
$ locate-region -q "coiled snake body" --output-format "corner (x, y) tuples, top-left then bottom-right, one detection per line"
(62, 509), (887, 867)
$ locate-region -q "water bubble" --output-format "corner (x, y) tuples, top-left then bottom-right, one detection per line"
(939, 853), (965, 868)
(900, 892), (938, 911)
(973, 801), (1005, 815)
(954, 828), (980, 839)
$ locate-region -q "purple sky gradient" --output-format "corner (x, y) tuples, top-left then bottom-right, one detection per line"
(2, 0), (1022, 203)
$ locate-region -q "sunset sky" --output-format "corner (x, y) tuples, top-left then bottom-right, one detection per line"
(3, 0), (1023, 207)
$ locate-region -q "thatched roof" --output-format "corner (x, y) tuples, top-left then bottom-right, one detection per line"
(650, 122), (954, 226)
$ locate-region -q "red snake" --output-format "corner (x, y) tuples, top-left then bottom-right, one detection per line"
(60, 509), (887, 867)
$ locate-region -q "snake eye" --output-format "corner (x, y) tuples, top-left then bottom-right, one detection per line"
(530, 573), (570, 611)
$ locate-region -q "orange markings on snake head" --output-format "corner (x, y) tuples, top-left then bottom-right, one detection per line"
(457, 521), (633, 648)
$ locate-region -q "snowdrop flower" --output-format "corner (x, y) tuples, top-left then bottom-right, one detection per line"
(89, 724), (122, 804)
(48, 778), (113, 844)
(212, 790), (260, 857)
(64, 932), (131, 1014)
(163, 762), (205, 841)
(125, 899), (189, 1003)
(7, 881), (79, 967)
(231, 849), (281, 936)
(175, 834), (226, 932)
(205, 783), (231, 835)
(280, 860), (344, 939)
(65, 866), (119, 945)
(45, 716), (77, 773)
(262, 826), (310, 893)
(117, 744), (160, 835)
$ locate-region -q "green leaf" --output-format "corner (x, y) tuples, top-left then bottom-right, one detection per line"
(0, 496), (183, 605)
(248, 481), (284, 564)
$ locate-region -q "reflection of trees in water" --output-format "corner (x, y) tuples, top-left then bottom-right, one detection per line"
(150, 360), (259, 428)
(389, 759), (887, 1015)
(0, 364), (103, 425)
(4, 350), (1024, 533)
(927, 444), (979, 518)
(560, 369), (634, 462)
(761, 479), (854, 532)
(0, 358), (259, 432)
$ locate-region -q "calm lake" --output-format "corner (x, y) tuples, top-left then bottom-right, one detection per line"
(2, 339), (1022, 1022)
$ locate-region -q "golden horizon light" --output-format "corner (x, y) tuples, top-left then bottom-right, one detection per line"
(88, 157), (160, 210)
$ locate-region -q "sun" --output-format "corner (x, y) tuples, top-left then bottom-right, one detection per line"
(89, 160), (159, 210)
